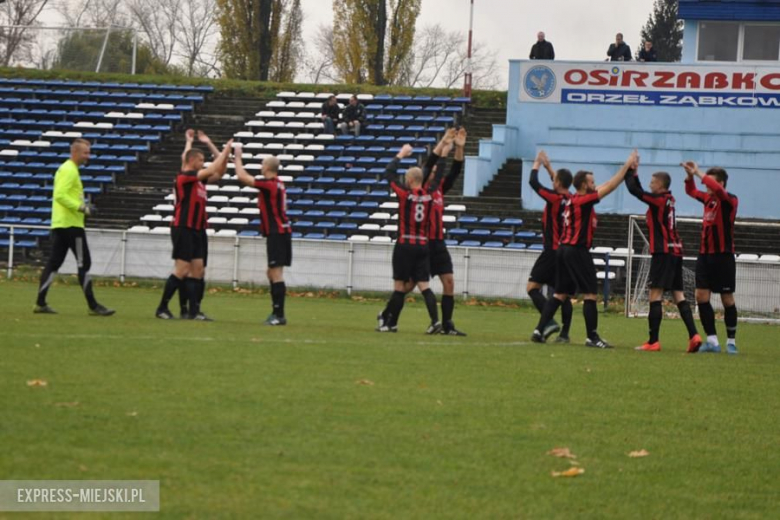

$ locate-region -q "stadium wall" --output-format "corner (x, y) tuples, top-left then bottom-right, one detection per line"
(465, 60), (780, 218)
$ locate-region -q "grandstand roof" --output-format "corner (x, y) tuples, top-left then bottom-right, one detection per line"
(679, 0), (780, 21)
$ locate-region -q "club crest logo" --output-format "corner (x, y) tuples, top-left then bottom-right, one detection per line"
(524, 65), (556, 99)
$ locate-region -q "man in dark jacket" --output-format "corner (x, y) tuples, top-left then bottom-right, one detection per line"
(607, 33), (632, 61)
(530, 31), (555, 60)
(320, 95), (340, 135)
(638, 40), (658, 62)
(339, 95), (366, 137)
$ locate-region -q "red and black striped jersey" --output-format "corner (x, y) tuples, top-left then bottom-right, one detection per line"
(685, 175), (738, 254)
(529, 169), (569, 251)
(384, 156), (444, 245)
(172, 170), (207, 230)
(427, 159), (463, 241)
(560, 192), (600, 248)
(625, 171), (682, 256)
(255, 178), (291, 235)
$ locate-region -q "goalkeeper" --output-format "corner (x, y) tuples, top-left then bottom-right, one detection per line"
(33, 139), (114, 316)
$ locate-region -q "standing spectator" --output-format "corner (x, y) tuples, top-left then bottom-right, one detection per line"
(529, 31), (555, 60)
(34, 139), (114, 316)
(607, 33), (632, 61)
(320, 95), (340, 135)
(339, 95), (366, 137)
(638, 40), (658, 62)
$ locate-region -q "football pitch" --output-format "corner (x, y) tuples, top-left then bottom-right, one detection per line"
(2, 278), (779, 519)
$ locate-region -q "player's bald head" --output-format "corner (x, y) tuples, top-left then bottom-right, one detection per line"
(263, 156), (280, 177)
(405, 167), (423, 187)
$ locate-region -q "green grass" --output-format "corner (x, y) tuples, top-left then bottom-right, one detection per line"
(1, 279), (779, 519)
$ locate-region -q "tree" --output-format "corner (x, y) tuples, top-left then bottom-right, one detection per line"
(0, 0), (51, 67)
(301, 23), (340, 85)
(270, 0), (303, 82)
(174, 0), (220, 77)
(127, 0), (181, 68)
(639, 0), (683, 62)
(216, 0), (297, 81)
(53, 28), (172, 75)
(332, 0), (420, 86)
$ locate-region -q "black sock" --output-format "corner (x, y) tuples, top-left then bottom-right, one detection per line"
(179, 278), (189, 313)
(271, 282), (286, 317)
(677, 300), (698, 338)
(528, 288), (547, 314)
(422, 289), (438, 323)
(649, 301), (662, 344)
(560, 298), (573, 337)
(441, 294), (454, 324)
(186, 278), (200, 317)
(698, 301), (717, 336)
(724, 304), (737, 339)
(77, 268), (98, 310)
(535, 297), (562, 332)
(583, 299), (599, 340)
(198, 279), (205, 304)
(386, 291), (406, 326)
(159, 274), (182, 310)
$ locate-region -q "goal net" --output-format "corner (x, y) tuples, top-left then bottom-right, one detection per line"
(625, 215), (780, 323)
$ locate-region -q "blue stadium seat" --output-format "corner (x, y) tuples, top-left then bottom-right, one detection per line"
(506, 243), (527, 250)
(460, 240), (481, 247)
(528, 243), (544, 251)
(483, 241), (504, 248)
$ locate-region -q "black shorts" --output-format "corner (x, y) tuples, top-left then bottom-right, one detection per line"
(429, 240), (453, 276)
(267, 233), (292, 267)
(555, 245), (598, 295)
(392, 243), (430, 282)
(648, 253), (684, 291)
(171, 227), (208, 265)
(696, 253), (736, 293)
(529, 248), (557, 286)
(46, 227), (92, 272)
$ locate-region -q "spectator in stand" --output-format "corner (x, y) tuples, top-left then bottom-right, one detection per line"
(607, 33), (632, 61)
(339, 95), (366, 137)
(529, 31), (555, 60)
(320, 95), (340, 135)
(638, 40), (658, 62)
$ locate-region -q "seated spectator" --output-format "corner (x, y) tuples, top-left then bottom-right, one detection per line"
(529, 31), (555, 60)
(607, 33), (632, 62)
(339, 95), (366, 137)
(638, 40), (658, 62)
(320, 95), (340, 135)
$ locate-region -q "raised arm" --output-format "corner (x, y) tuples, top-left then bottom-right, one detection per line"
(196, 139), (233, 182)
(682, 161), (710, 202)
(597, 150), (637, 199)
(181, 129), (194, 168)
(233, 145), (257, 187)
(442, 129), (467, 194)
(197, 131), (221, 158)
(384, 144), (413, 185)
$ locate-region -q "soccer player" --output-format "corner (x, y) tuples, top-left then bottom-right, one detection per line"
(178, 130), (224, 318)
(34, 139), (114, 316)
(376, 140), (450, 333)
(527, 150), (573, 342)
(531, 151), (638, 348)
(234, 150), (292, 325)
(625, 158), (702, 352)
(155, 135), (232, 320)
(378, 129), (467, 335)
(682, 161), (739, 355)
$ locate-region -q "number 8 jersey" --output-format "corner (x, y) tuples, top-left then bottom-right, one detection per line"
(384, 157), (442, 246)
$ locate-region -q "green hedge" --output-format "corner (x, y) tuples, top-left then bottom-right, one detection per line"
(0, 66), (507, 108)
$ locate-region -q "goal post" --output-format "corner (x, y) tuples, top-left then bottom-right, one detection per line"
(625, 215), (780, 324)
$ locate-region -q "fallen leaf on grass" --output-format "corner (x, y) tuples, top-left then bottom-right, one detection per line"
(356, 379), (375, 386)
(79, 465), (88, 472)
(126, 411), (138, 417)
(26, 379), (48, 387)
(547, 447), (577, 459)
(54, 402), (79, 408)
(628, 449), (650, 458)
(551, 467), (585, 478)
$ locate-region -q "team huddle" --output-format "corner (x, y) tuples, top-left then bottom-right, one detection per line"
(527, 149), (739, 353)
(33, 132), (740, 352)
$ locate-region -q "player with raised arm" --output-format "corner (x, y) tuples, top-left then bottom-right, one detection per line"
(155, 133), (232, 320)
(683, 161), (739, 354)
(526, 150), (573, 343)
(625, 158), (701, 352)
(531, 151), (638, 348)
(378, 129), (467, 335)
(376, 137), (451, 333)
(234, 150), (292, 325)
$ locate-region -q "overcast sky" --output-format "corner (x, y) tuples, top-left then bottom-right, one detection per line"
(301, 0), (657, 88)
